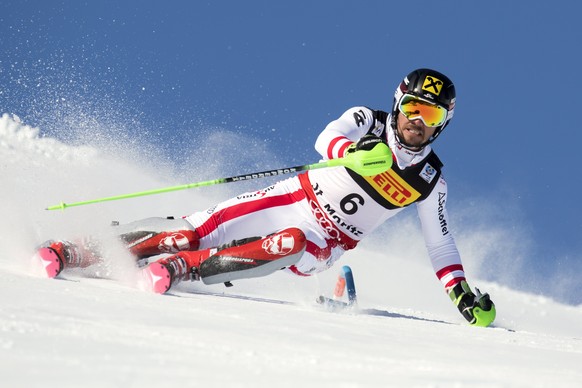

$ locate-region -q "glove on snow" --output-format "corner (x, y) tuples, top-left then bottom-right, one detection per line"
(448, 280), (496, 327)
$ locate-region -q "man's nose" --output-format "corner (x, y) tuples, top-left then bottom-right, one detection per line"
(410, 117), (426, 128)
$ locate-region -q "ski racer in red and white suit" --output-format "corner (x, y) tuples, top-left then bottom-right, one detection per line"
(185, 69), (496, 327)
(38, 68), (495, 326)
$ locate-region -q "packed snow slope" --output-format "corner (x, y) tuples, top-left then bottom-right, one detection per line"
(1, 114), (581, 387)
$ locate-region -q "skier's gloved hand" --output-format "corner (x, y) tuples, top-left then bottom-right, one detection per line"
(448, 280), (496, 327)
(346, 134), (385, 154)
(339, 134), (392, 176)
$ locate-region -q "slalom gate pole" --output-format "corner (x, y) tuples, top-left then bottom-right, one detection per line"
(45, 142), (393, 211)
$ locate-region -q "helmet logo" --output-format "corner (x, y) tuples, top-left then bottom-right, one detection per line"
(422, 76), (443, 96)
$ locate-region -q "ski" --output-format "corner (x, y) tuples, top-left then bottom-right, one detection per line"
(317, 265), (357, 311)
(335, 265), (357, 304)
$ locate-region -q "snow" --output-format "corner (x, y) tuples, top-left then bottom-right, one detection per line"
(1, 113), (581, 387)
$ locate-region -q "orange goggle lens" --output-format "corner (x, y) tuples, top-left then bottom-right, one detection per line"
(398, 94), (447, 127)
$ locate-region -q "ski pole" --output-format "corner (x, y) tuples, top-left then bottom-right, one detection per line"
(45, 142), (392, 211)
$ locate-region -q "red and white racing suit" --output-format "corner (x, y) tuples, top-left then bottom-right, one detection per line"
(185, 107), (465, 288)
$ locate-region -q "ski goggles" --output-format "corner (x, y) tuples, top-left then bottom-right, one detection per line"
(398, 94), (448, 127)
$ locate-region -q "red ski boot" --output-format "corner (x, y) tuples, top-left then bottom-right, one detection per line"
(31, 240), (101, 278)
(141, 250), (209, 294)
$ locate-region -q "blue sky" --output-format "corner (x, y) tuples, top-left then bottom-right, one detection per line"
(2, 1), (582, 294)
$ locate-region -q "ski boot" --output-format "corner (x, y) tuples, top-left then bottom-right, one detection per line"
(141, 250), (206, 294)
(31, 240), (101, 278)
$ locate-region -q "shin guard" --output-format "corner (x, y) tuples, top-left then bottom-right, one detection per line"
(199, 227), (306, 285)
(122, 229), (200, 258)
(114, 217), (200, 259)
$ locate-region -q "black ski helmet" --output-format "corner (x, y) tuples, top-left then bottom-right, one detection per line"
(391, 68), (456, 148)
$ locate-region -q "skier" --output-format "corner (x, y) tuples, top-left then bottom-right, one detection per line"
(35, 68), (496, 327)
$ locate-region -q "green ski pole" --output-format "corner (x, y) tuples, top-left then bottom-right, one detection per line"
(46, 142), (392, 211)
